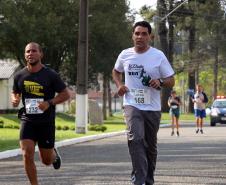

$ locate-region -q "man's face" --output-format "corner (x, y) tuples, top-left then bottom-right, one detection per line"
(132, 26), (151, 51)
(171, 92), (176, 97)
(24, 43), (42, 66)
(196, 85), (202, 92)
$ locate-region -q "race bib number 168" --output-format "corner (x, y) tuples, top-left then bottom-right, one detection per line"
(127, 88), (151, 105)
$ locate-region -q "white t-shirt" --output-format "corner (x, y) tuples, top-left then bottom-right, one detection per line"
(193, 92), (206, 110)
(114, 47), (175, 111)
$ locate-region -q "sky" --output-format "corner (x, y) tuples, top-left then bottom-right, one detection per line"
(128, 0), (157, 21)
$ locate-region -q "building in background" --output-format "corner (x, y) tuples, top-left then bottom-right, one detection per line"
(0, 59), (20, 112)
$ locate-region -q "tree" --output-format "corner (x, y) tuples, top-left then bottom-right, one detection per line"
(140, 0), (226, 112)
(89, 0), (132, 119)
(0, 0), (79, 85)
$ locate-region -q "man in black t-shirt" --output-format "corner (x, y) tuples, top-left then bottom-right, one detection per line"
(11, 42), (70, 185)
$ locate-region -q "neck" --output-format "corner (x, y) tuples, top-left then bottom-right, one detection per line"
(27, 62), (43, 73)
(134, 45), (150, 54)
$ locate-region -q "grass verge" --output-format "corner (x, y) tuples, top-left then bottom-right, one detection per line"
(0, 113), (126, 152)
(0, 112), (209, 152)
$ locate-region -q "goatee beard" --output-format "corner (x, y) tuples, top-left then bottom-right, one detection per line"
(28, 60), (39, 66)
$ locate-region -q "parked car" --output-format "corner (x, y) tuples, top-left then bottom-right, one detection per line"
(210, 97), (226, 126)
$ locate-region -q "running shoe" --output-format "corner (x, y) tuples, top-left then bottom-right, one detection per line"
(52, 148), (61, 170)
(176, 131), (179, 136)
(196, 129), (199, 134)
(171, 131), (174, 136)
(200, 129), (203, 134)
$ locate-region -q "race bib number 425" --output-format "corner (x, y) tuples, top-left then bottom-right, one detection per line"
(25, 98), (44, 114)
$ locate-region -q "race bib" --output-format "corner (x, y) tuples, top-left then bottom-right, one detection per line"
(171, 105), (178, 109)
(25, 98), (44, 114)
(126, 88), (151, 104)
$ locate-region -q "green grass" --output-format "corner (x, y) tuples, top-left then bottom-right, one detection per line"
(0, 129), (20, 151)
(161, 112), (192, 121)
(0, 112), (209, 152)
(161, 112), (210, 122)
(0, 113), (126, 152)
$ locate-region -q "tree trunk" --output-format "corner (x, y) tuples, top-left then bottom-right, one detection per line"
(157, 0), (168, 57)
(107, 78), (113, 117)
(157, 0), (172, 112)
(157, 0), (168, 112)
(213, 45), (218, 99)
(102, 74), (107, 120)
(188, 24), (196, 113)
(188, 71), (195, 112)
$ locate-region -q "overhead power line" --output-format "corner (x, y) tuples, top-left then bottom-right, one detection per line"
(161, 0), (188, 21)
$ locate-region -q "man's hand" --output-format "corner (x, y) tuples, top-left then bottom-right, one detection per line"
(117, 85), (129, 96)
(38, 101), (50, 111)
(149, 79), (161, 90)
(11, 93), (21, 107)
(112, 69), (128, 96)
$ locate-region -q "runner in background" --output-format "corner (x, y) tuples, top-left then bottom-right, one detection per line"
(168, 90), (181, 136)
(192, 84), (208, 134)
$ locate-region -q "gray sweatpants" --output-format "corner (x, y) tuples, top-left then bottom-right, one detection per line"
(124, 105), (161, 185)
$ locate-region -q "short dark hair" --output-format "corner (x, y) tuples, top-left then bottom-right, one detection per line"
(26, 42), (43, 53)
(171, 90), (176, 94)
(132, 21), (152, 34)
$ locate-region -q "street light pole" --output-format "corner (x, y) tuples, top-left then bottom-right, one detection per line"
(76, 0), (89, 133)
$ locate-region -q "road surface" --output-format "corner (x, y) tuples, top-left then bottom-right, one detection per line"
(0, 123), (226, 185)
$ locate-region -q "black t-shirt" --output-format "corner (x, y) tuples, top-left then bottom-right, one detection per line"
(13, 66), (66, 123)
(168, 96), (181, 107)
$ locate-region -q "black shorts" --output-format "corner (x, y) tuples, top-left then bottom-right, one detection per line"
(20, 120), (55, 149)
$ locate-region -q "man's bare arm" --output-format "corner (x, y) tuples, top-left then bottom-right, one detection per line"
(38, 88), (71, 111)
(112, 69), (123, 88)
(149, 76), (175, 89)
(112, 69), (128, 96)
(50, 88), (71, 105)
(162, 76), (175, 88)
(11, 93), (21, 107)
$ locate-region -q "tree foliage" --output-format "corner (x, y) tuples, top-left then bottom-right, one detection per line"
(88, 0), (132, 118)
(0, 0), (133, 87)
(139, 0), (226, 110)
(89, 0), (132, 77)
(0, 0), (79, 84)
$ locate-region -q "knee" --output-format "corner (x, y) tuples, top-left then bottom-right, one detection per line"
(22, 148), (35, 162)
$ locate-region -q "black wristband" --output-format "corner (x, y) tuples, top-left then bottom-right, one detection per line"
(158, 79), (164, 87)
(47, 99), (54, 106)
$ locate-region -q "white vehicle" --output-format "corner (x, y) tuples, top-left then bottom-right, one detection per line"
(210, 97), (226, 126)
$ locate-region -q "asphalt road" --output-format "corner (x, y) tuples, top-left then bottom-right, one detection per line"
(0, 123), (226, 185)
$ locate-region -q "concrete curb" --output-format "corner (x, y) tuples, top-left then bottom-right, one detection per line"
(0, 124), (171, 160)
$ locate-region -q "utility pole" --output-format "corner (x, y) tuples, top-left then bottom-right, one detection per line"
(76, 0), (89, 133)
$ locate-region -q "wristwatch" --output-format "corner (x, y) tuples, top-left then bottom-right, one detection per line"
(158, 79), (164, 87)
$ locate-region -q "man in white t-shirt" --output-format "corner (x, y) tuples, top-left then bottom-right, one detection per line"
(112, 21), (175, 185)
(192, 84), (208, 134)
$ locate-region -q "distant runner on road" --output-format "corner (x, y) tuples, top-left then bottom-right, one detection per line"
(168, 90), (181, 136)
(192, 84), (208, 134)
